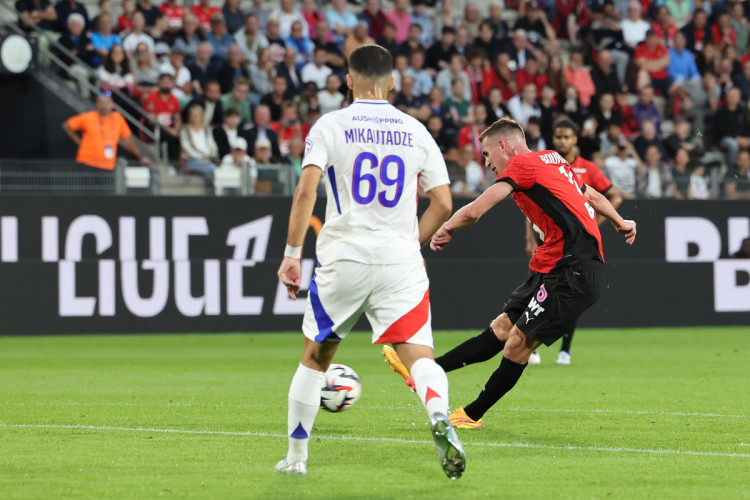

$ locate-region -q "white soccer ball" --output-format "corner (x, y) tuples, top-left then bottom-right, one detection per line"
(320, 364), (362, 413)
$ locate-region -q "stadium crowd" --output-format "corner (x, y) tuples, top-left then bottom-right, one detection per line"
(16, 0), (750, 198)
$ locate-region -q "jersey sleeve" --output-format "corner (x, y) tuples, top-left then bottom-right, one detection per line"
(66, 113), (87, 131)
(418, 131), (450, 191)
(301, 118), (329, 171)
(585, 162), (613, 193)
(497, 156), (535, 191)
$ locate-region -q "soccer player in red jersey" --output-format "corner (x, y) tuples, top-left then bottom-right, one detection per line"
(525, 118), (624, 364)
(425, 117), (636, 428)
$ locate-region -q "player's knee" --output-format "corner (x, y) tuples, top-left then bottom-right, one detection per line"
(503, 329), (531, 363)
(490, 314), (512, 341)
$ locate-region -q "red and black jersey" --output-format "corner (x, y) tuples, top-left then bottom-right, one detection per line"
(499, 150), (604, 273)
(570, 156), (613, 194)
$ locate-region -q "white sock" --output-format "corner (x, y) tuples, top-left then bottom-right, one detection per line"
(410, 357), (450, 418)
(286, 363), (325, 462)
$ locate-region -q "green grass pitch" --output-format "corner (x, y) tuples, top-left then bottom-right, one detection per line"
(1, 327), (749, 499)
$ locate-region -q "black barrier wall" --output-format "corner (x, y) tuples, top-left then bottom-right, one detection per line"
(0, 196), (747, 334)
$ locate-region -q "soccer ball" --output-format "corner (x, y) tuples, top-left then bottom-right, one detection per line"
(320, 364), (362, 413)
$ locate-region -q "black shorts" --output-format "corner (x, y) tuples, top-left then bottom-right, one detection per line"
(503, 260), (602, 347)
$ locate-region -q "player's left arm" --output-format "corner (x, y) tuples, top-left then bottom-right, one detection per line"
(278, 165), (323, 299)
(431, 181), (514, 251)
(597, 187), (623, 226)
(584, 186), (636, 245)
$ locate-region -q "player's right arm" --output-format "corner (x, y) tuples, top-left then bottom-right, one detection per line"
(584, 186), (636, 245)
(431, 181), (514, 251)
(418, 184), (452, 247)
(278, 165), (323, 299)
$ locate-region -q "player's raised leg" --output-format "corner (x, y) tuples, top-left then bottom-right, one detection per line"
(435, 314), (508, 372)
(275, 337), (340, 475)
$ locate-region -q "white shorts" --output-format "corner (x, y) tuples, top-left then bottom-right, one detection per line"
(302, 261), (433, 347)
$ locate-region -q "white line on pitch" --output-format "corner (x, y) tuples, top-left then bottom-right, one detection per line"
(4, 402), (748, 420)
(2, 423), (749, 459)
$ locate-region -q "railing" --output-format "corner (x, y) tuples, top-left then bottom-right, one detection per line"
(0, 2), (161, 158)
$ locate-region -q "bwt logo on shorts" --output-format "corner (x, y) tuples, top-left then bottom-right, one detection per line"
(665, 216), (750, 312)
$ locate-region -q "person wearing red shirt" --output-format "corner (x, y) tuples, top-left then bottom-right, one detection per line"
(635, 29), (672, 93)
(553, 0), (590, 44)
(116, 0), (136, 34)
(651, 6), (678, 48)
(159, 0), (185, 33)
(143, 73), (182, 159)
(191, 0), (220, 33)
(516, 57), (548, 99)
(712, 12), (737, 52)
(483, 52), (518, 102)
(420, 117), (635, 428)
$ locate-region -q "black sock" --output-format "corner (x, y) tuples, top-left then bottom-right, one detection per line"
(463, 356), (527, 421)
(561, 331), (573, 353)
(435, 327), (506, 372)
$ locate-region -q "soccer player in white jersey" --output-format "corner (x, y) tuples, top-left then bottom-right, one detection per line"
(275, 44), (466, 479)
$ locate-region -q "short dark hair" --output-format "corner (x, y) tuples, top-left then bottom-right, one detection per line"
(527, 116), (542, 128)
(442, 26), (456, 36)
(553, 118), (580, 136)
(225, 108), (240, 117)
(348, 44), (393, 79)
(479, 117), (525, 142)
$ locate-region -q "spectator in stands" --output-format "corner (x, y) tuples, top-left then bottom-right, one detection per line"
(404, 49), (433, 97)
(681, 70), (720, 132)
(411, 0), (433, 46)
(249, 47), (276, 103)
(173, 14), (204, 64)
(637, 144), (676, 198)
(301, 47), (332, 90)
(426, 113), (452, 153)
(385, 0), (412, 44)
(395, 75), (431, 121)
(553, 0), (590, 45)
(218, 136), (258, 193)
(632, 85), (663, 132)
(326, 0), (357, 48)
(435, 53), (470, 104)
(514, 1), (555, 49)
(242, 104), (281, 159)
(399, 23), (425, 58)
(56, 13), (95, 97)
(91, 0), (111, 32)
(55, 0), (89, 34)
(462, 2), (481, 40)
(266, 18), (287, 63)
(344, 21), (376, 60)
(313, 20), (345, 72)
(272, 101), (308, 156)
(271, 0), (307, 40)
(614, 89), (639, 137)
(98, 45), (134, 96)
(634, 119), (666, 159)
(286, 20), (314, 68)
(391, 53), (408, 92)
(220, 76), (252, 126)
(599, 118), (626, 156)
(261, 75), (288, 121)
(184, 80), (223, 128)
(729, 2), (748, 54)
(592, 92), (622, 133)
(485, 2), (509, 40)
(681, 8), (712, 54)
(116, 0), (135, 34)
(712, 12), (737, 54)
(578, 116), (601, 159)
(564, 49), (596, 109)
(191, 0), (220, 34)
(160, 49), (192, 98)
(516, 57), (547, 98)
(299, 0), (322, 38)
(188, 42), (218, 94)
(465, 48), (488, 104)
(132, 42), (159, 97)
(123, 12), (154, 56)
(217, 44), (250, 94)
(667, 0), (693, 29)
(688, 163), (710, 199)
(664, 116), (697, 159)
(16, 0), (57, 32)
(731, 237), (750, 258)
(671, 147), (691, 198)
(277, 47), (304, 98)
(485, 86), (511, 121)
(668, 30), (701, 96)
(473, 21), (503, 65)
(296, 82), (320, 122)
(458, 101), (489, 164)
(452, 143), (486, 196)
(180, 104), (219, 179)
(544, 53), (567, 101)
(149, 13), (171, 60)
(714, 86), (750, 167)
(652, 6), (678, 47)
(91, 14), (122, 66)
(455, 26), (470, 56)
(143, 73), (181, 159)
(591, 50), (624, 97)
(62, 91), (150, 179)
(432, 0), (457, 35)
(376, 21), (400, 55)
(622, 1), (650, 49)
(425, 26), (458, 74)
(252, 138), (274, 177)
(206, 14), (234, 63)
(246, 0), (269, 31)
(358, 0), (387, 39)
(605, 137), (639, 198)
(525, 115), (546, 151)
(508, 82), (542, 127)
(538, 84), (558, 144)
(235, 13), (268, 67)
(445, 77), (474, 126)
(724, 149), (750, 199)
(426, 85), (456, 132)
(317, 74), (345, 114)
(281, 135), (305, 183)
(590, 15), (630, 87)
(484, 52), (519, 101)
(159, 0), (185, 34)
(136, 0), (159, 29)
(219, 0), (243, 35)
(733, 59), (750, 99)
(213, 107), (241, 159)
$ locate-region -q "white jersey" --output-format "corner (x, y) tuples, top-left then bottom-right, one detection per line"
(303, 99), (450, 266)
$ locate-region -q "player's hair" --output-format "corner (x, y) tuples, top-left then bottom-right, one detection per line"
(553, 118), (580, 136)
(348, 44), (393, 80)
(479, 117), (526, 142)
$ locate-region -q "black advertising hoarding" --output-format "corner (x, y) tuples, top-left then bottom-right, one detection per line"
(0, 196), (747, 334)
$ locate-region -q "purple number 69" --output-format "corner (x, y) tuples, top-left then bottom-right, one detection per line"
(352, 153), (405, 207)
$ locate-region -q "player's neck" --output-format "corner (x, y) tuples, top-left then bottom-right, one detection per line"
(352, 89), (389, 101)
(564, 153), (576, 163)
